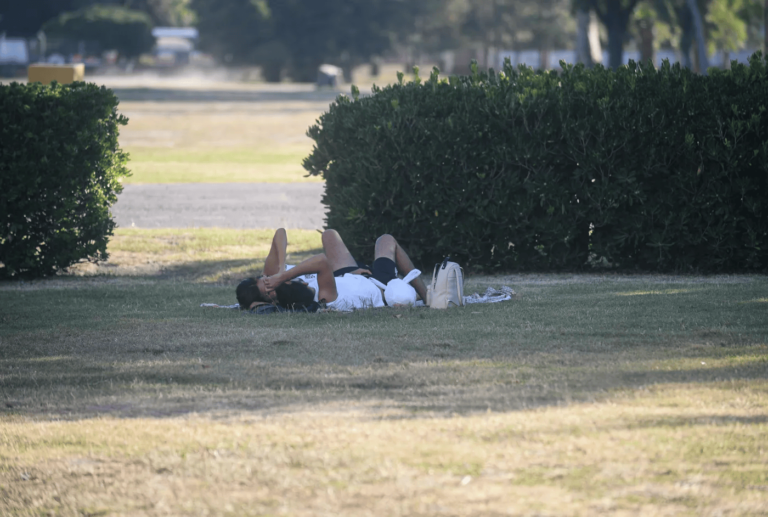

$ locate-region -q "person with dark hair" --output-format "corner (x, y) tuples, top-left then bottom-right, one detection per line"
(236, 228), (427, 312)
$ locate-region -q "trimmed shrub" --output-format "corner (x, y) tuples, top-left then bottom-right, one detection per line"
(0, 81), (129, 278)
(304, 58), (768, 272)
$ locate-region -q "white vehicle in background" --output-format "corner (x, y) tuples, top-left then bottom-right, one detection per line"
(0, 36), (29, 77)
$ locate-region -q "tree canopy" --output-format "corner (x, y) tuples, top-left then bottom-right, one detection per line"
(3, 0), (764, 75)
(42, 4), (155, 57)
(191, 0), (413, 81)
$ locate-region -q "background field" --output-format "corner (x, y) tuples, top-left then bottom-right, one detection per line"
(109, 67), (420, 185)
(118, 94), (327, 184)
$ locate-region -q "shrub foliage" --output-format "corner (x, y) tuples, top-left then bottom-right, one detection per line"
(0, 81), (129, 278)
(304, 57), (768, 272)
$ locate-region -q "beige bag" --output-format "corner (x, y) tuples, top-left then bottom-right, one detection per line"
(426, 257), (464, 309)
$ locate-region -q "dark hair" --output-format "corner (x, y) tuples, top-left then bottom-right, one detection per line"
(236, 275), (315, 311)
(275, 281), (315, 310)
(236, 276), (268, 310)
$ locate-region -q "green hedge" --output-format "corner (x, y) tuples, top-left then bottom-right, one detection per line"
(0, 82), (129, 278)
(304, 57), (768, 272)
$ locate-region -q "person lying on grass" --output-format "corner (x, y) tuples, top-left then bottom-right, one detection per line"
(236, 228), (428, 312)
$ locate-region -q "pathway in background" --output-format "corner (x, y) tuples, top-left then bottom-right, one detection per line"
(86, 77), (338, 230)
(113, 183), (325, 230)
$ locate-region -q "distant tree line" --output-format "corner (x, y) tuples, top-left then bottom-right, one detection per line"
(1, 0), (764, 78)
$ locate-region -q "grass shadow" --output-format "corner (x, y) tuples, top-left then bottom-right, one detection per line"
(2, 273), (766, 420)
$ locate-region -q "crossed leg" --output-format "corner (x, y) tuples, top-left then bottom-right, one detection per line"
(374, 234), (428, 301)
(263, 228), (287, 277)
(321, 229), (358, 271)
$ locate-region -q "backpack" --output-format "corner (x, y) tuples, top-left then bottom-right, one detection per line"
(426, 257), (464, 309)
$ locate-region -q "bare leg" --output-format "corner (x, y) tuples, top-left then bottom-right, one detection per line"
(374, 234), (428, 301)
(321, 229), (358, 271)
(263, 228), (287, 276)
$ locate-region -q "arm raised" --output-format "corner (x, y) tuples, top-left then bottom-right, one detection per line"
(264, 253), (338, 303)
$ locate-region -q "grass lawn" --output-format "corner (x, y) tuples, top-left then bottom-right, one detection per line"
(117, 99), (327, 184)
(125, 147), (318, 184)
(1, 229), (767, 515)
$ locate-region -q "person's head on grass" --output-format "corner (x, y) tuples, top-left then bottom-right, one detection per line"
(236, 276), (315, 311)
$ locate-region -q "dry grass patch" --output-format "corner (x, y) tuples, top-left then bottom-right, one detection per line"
(1, 383), (766, 516)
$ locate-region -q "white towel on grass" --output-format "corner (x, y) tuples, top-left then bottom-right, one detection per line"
(202, 285), (515, 311)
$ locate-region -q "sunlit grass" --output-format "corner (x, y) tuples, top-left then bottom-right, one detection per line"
(615, 288), (699, 296)
(116, 96), (328, 184)
(65, 227), (322, 282)
(124, 147), (319, 184)
(109, 227), (321, 255)
(1, 383), (766, 515)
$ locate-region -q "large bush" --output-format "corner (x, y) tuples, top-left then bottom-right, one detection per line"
(42, 5), (155, 58)
(304, 57), (768, 272)
(0, 81), (129, 278)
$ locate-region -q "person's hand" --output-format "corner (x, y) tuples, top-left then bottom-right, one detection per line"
(349, 268), (372, 277)
(263, 271), (287, 291)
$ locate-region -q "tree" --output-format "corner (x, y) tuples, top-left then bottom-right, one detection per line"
(575, 0), (641, 69)
(576, 7), (603, 66)
(191, 0), (411, 82)
(633, 2), (656, 64)
(0, 0), (194, 38)
(189, 0), (276, 67)
(686, 0), (709, 72)
(706, 0), (748, 68)
(122, 0), (196, 26)
(42, 4), (155, 58)
(270, 0), (399, 82)
(0, 0), (80, 37)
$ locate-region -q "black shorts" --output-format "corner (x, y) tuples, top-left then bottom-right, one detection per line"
(371, 257), (397, 285)
(333, 260), (370, 277)
(334, 257), (397, 286)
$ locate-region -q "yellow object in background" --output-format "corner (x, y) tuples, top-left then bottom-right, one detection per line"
(28, 64), (85, 85)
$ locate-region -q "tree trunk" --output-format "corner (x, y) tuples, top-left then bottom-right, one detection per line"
(539, 48), (549, 70)
(765, 0), (768, 53)
(679, 33), (693, 69)
(605, 8), (624, 69)
(261, 61), (282, 83)
(677, 6), (694, 69)
(686, 0), (709, 74)
(576, 9), (594, 66)
(290, 57), (322, 83)
(342, 63), (354, 83)
(638, 19), (654, 65)
(588, 10), (603, 65)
